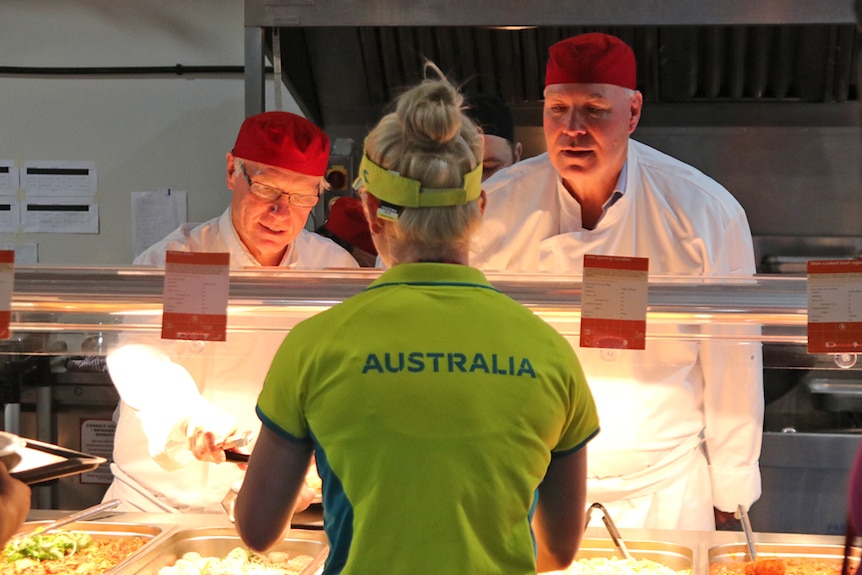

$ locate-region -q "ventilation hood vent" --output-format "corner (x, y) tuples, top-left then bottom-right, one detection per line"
(271, 24), (860, 129)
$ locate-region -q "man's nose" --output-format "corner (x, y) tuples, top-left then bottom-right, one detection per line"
(268, 195), (292, 214)
(562, 111), (587, 136)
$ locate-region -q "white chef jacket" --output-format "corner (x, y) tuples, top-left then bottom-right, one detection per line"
(471, 140), (763, 530)
(105, 208), (358, 512)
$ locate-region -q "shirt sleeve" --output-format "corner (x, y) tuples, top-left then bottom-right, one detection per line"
(552, 337), (601, 457)
(700, 208), (764, 512)
(106, 342), (235, 471)
(256, 331), (309, 441)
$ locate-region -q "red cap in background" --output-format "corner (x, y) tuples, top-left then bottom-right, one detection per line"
(545, 32), (637, 90)
(233, 111), (330, 176)
(325, 196), (377, 255)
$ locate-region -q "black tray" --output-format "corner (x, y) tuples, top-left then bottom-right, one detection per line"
(9, 438), (107, 485)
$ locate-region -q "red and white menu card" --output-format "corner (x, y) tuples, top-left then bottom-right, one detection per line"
(0, 250), (13, 339)
(580, 254), (649, 350)
(807, 259), (862, 354)
(161, 251), (230, 342)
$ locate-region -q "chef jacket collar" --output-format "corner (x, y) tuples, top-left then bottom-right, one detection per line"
(603, 160), (628, 211)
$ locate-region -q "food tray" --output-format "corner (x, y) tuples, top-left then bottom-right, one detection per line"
(576, 537), (695, 571)
(710, 541), (857, 561)
(9, 438), (107, 485)
(116, 526), (329, 575)
(6, 520), (167, 575)
(709, 542), (860, 575)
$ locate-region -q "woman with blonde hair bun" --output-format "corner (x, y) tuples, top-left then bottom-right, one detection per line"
(236, 65), (600, 575)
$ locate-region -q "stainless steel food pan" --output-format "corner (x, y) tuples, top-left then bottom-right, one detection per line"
(117, 526), (328, 575)
(709, 541), (860, 573)
(576, 538), (695, 571)
(9, 520), (167, 574)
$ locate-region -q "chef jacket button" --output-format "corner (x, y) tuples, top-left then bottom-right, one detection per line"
(600, 349), (619, 362)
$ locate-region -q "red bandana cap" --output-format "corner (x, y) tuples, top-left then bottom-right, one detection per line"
(233, 111), (330, 177)
(545, 32), (637, 90)
(325, 196), (377, 255)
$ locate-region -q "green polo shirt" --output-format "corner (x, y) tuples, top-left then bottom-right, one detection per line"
(257, 263), (599, 575)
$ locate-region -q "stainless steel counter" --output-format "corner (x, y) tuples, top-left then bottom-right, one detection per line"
(19, 511), (858, 575)
(21, 511), (328, 574)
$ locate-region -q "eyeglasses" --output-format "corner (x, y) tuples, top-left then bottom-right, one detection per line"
(238, 162), (320, 208)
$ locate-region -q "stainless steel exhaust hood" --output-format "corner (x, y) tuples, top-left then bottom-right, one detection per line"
(243, 0), (860, 130)
(242, 0), (862, 239)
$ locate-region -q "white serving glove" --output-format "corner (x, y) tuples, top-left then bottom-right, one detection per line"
(107, 343), (238, 470)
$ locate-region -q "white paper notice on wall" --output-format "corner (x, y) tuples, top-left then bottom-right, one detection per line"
(20, 196), (99, 233)
(131, 189), (187, 258)
(21, 160), (96, 197)
(0, 161), (19, 194)
(0, 198), (21, 233)
(0, 161), (21, 233)
(20, 161), (98, 233)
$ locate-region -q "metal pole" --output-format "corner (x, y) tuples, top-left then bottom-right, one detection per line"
(3, 403), (19, 434)
(244, 26), (266, 118)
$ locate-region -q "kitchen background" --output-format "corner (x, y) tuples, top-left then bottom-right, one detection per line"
(1, 1), (286, 265)
(2, 1), (861, 265)
(2, 0), (862, 534)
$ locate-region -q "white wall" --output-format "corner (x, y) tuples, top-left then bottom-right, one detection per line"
(0, 0), (300, 264)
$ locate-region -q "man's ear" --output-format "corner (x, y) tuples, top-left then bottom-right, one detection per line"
(629, 91), (643, 133)
(226, 152), (238, 189)
(478, 189), (487, 216)
(513, 142), (523, 163)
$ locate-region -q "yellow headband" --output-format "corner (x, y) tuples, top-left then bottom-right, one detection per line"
(353, 154), (482, 208)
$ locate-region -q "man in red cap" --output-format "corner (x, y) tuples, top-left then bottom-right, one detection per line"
(471, 33), (763, 532)
(104, 111), (358, 513)
(136, 111), (357, 269)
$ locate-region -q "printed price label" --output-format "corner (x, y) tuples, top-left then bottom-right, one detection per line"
(0, 250), (14, 339)
(161, 251), (230, 341)
(807, 259), (862, 354)
(580, 254), (648, 350)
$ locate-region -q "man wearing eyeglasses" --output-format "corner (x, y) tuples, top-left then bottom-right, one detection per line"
(135, 111), (358, 269)
(104, 112), (358, 513)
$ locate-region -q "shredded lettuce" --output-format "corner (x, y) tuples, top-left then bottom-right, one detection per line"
(2, 531), (94, 562)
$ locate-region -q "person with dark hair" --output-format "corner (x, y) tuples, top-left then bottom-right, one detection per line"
(466, 93), (523, 180)
(104, 111), (358, 513)
(471, 32), (763, 531)
(235, 66), (599, 574)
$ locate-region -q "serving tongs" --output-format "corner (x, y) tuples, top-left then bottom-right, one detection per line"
(585, 502), (633, 560)
(222, 430), (253, 463)
(14, 498), (121, 539)
(737, 504), (758, 561)
(736, 505), (787, 575)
